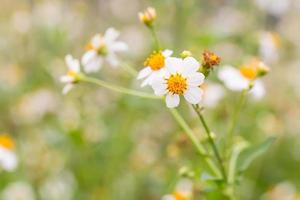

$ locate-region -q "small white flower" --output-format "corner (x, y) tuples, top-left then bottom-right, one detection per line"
(81, 27), (128, 73)
(2, 181), (35, 200)
(137, 49), (173, 87)
(0, 135), (18, 172)
(152, 57), (205, 108)
(201, 83), (225, 108)
(162, 178), (193, 200)
(218, 65), (265, 99)
(60, 55), (80, 94)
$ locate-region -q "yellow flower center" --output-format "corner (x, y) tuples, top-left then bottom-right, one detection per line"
(167, 74), (187, 95)
(240, 65), (257, 80)
(0, 135), (15, 150)
(172, 192), (186, 200)
(67, 70), (77, 78)
(144, 52), (165, 71)
(85, 35), (108, 55)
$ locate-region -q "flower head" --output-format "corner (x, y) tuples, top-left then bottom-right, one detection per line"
(60, 55), (81, 94)
(162, 178), (193, 200)
(137, 50), (173, 87)
(152, 56), (205, 108)
(81, 28), (128, 73)
(138, 7), (156, 26)
(0, 134), (18, 172)
(202, 50), (221, 70)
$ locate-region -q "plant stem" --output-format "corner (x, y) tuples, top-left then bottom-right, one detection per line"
(192, 105), (227, 181)
(169, 108), (222, 178)
(120, 62), (138, 76)
(80, 75), (161, 100)
(149, 25), (160, 50)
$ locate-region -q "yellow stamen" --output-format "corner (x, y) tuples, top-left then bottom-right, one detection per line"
(144, 51), (165, 71)
(167, 74), (187, 95)
(0, 135), (15, 150)
(240, 65), (257, 80)
(172, 192), (186, 200)
(67, 70), (77, 78)
(85, 42), (94, 51)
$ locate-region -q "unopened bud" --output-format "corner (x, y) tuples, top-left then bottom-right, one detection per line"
(256, 61), (270, 77)
(138, 7), (156, 26)
(180, 50), (192, 58)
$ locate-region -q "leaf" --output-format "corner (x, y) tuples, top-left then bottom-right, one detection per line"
(237, 137), (276, 173)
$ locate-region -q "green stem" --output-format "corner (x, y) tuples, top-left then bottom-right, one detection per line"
(169, 108), (221, 178)
(120, 62), (138, 76)
(192, 105), (227, 181)
(80, 75), (161, 100)
(149, 25), (160, 50)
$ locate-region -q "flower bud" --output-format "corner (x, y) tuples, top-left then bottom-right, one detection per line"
(180, 50), (192, 58)
(256, 61), (270, 77)
(202, 50), (221, 69)
(138, 7), (156, 26)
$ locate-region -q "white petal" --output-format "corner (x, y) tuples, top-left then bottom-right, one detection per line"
(201, 83), (225, 108)
(137, 67), (152, 80)
(111, 41), (128, 52)
(218, 65), (249, 91)
(151, 77), (167, 95)
(166, 93), (180, 108)
(184, 87), (203, 104)
(62, 84), (73, 94)
(60, 75), (73, 83)
(182, 57), (200, 76)
(91, 34), (102, 48)
(65, 54), (80, 72)
(162, 49), (173, 57)
(187, 72), (205, 86)
(83, 55), (103, 73)
(81, 50), (97, 66)
(250, 80), (265, 100)
(104, 27), (120, 43)
(106, 53), (119, 67)
(0, 148), (18, 171)
(165, 57), (183, 74)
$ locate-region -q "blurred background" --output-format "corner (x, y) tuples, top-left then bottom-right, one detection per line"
(0, 0), (300, 199)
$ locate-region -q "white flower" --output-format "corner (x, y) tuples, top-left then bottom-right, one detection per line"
(152, 57), (205, 108)
(218, 65), (265, 99)
(201, 83), (225, 108)
(259, 31), (280, 64)
(162, 178), (193, 200)
(255, 0), (290, 17)
(0, 135), (18, 172)
(137, 50), (173, 87)
(60, 55), (80, 94)
(1, 181), (35, 200)
(81, 28), (128, 73)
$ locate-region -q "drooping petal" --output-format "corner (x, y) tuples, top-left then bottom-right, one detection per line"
(137, 67), (152, 80)
(62, 84), (74, 94)
(60, 75), (73, 83)
(182, 57), (200, 76)
(82, 51), (103, 73)
(151, 77), (167, 95)
(110, 41), (128, 52)
(166, 93), (180, 108)
(187, 72), (205, 87)
(91, 34), (102, 48)
(184, 87), (203, 104)
(162, 49), (173, 57)
(250, 80), (265, 100)
(218, 65), (249, 91)
(165, 57), (183, 74)
(65, 54), (80, 72)
(81, 51), (97, 66)
(104, 27), (120, 43)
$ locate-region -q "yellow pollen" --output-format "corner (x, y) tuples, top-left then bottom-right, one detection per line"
(144, 52), (165, 71)
(167, 74), (187, 95)
(172, 192), (186, 200)
(67, 70), (77, 78)
(240, 65), (257, 80)
(0, 135), (15, 150)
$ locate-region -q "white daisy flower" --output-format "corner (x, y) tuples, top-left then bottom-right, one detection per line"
(2, 181), (35, 200)
(201, 83), (225, 108)
(218, 64), (266, 100)
(81, 27), (128, 73)
(0, 135), (18, 172)
(60, 55), (80, 94)
(162, 178), (193, 200)
(151, 57), (205, 108)
(137, 50), (173, 87)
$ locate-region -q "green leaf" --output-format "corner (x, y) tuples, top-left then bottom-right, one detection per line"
(237, 137), (276, 173)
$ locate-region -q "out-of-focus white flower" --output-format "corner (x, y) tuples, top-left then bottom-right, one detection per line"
(218, 62), (268, 100)
(201, 83), (225, 108)
(1, 181), (34, 200)
(255, 0), (290, 17)
(138, 7), (157, 26)
(39, 171), (76, 200)
(261, 182), (296, 200)
(81, 28), (128, 73)
(152, 57), (205, 108)
(162, 178), (193, 200)
(60, 55), (81, 94)
(259, 31), (280, 64)
(0, 135), (18, 172)
(137, 50), (173, 87)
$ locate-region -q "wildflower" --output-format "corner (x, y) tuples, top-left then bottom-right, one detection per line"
(152, 57), (205, 108)
(137, 50), (173, 87)
(202, 50), (221, 70)
(201, 83), (225, 108)
(162, 178), (193, 200)
(60, 55), (81, 94)
(0, 134), (18, 172)
(1, 181), (35, 200)
(81, 28), (128, 73)
(218, 60), (268, 99)
(259, 31), (280, 64)
(138, 7), (156, 26)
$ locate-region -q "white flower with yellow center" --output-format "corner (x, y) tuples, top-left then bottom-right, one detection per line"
(81, 28), (128, 73)
(152, 57), (205, 108)
(0, 135), (18, 172)
(60, 55), (80, 94)
(162, 178), (193, 200)
(137, 50), (173, 87)
(218, 63), (266, 99)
